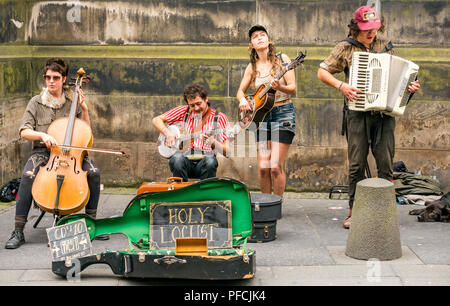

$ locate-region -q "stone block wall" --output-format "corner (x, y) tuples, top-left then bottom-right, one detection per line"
(1, 1), (447, 46)
(0, 0), (449, 192)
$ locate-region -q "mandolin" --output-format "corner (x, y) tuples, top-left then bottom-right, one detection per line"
(238, 52), (306, 129)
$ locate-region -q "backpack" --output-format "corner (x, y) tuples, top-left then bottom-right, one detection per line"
(0, 178), (21, 202)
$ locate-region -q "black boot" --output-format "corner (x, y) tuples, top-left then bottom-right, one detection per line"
(5, 231), (25, 249)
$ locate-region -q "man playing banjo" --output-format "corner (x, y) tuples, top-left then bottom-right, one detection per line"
(152, 83), (233, 181)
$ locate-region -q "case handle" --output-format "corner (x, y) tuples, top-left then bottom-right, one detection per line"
(167, 177), (183, 183)
(153, 256), (187, 265)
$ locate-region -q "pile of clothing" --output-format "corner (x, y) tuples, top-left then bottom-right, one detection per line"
(393, 161), (443, 205)
(0, 178), (20, 202)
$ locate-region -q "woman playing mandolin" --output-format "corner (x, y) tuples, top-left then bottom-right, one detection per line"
(237, 25), (297, 197)
(5, 58), (102, 249)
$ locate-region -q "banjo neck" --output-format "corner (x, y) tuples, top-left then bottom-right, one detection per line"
(177, 126), (234, 142)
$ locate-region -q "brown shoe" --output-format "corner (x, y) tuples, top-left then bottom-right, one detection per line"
(343, 216), (351, 229)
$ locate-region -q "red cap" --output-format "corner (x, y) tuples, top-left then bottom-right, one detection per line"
(354, 6), (381, 31)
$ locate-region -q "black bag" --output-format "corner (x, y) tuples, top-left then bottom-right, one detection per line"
(248, 193), (282, 243)
(0, 178), (21, 202)
(393, 161), (409, 173)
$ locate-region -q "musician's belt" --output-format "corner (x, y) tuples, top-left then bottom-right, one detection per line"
(274, 99), (292, 107)
(186, 154), (206, 161)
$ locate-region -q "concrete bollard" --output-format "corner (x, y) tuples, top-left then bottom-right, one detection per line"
(345, 178), (402, 261)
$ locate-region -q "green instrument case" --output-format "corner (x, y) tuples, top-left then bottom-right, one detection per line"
(52, 177), (255, 280)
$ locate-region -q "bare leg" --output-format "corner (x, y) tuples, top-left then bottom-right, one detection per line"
(257, 140), (272, 194)
(269, 141), (291, 197)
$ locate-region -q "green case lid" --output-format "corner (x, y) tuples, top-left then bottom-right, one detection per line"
(59, 177), (252, 249)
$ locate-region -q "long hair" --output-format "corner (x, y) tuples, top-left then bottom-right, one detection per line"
(347, 16), (386, 40)
(249, 42), (280, 90)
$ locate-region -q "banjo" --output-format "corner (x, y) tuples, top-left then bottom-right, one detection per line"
(157, 124), (241, 158)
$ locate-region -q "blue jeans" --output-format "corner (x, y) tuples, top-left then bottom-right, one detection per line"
(256, 103), (296, 144)
(169, 152), (218, 182)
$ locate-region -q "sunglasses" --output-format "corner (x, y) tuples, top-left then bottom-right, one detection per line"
(43, 75), (62, 81)
(361, 29), (378, 34)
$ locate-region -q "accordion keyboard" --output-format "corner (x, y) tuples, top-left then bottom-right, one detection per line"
(354, 53), (369, 109)
(348, 52), (418, 116)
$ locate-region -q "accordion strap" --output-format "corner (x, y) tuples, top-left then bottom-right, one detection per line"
(343, 38), (367, 51)
(381, 41), (394, 53)
(342, 38), (394, 54)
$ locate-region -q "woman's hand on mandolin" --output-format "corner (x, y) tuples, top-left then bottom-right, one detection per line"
(239, 97), (251, 111)
(270, 79), (281, 91)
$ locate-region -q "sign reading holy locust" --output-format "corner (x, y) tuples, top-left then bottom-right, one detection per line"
(149, 201), (232, 250)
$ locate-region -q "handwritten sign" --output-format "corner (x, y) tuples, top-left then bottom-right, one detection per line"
(46, 219), (92, 261)
(149, 200), (232, 250)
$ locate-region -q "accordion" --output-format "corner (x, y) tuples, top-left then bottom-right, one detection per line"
(348, 52), (419, 116)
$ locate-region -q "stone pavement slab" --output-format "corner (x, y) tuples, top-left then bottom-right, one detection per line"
(0, 191), (449, 286)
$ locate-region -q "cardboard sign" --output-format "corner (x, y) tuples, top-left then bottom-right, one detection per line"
(149, 200), (232, 250)
(46, 219), (92, 261)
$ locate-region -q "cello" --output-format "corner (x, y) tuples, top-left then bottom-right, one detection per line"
(32, 68), (94, 216)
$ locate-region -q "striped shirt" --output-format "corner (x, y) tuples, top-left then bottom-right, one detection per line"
(164, 105), (233, 153)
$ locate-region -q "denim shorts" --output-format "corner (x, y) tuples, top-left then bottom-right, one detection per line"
(256, 103), (296, 144)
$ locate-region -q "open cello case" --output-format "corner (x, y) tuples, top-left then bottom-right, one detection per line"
(52, 177), (255, 280)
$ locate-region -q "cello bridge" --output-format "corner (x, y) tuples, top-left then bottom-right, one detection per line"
(58, 160), (70, 168)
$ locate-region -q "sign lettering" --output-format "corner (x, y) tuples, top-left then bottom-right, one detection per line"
(149, 201), (232, 250)
(46, 219), (92, 261)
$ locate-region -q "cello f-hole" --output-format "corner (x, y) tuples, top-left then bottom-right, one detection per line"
(71, 157), (80, 174)
(46, 155), (58, 171)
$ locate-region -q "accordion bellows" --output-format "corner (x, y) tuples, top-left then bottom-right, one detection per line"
(349, 52), (419, 116)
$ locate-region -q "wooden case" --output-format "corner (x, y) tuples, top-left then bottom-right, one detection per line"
(137, 177), (194, 194)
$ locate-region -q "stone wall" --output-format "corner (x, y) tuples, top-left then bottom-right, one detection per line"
(0, 0), (449, 193)
(1, 1), (448, 45)
(0, 58), (32, 185)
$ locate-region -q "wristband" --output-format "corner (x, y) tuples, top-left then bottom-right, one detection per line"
(338, 81), (344, 90)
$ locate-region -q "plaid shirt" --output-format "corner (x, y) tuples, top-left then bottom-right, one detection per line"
(320, 38), (394, 82)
